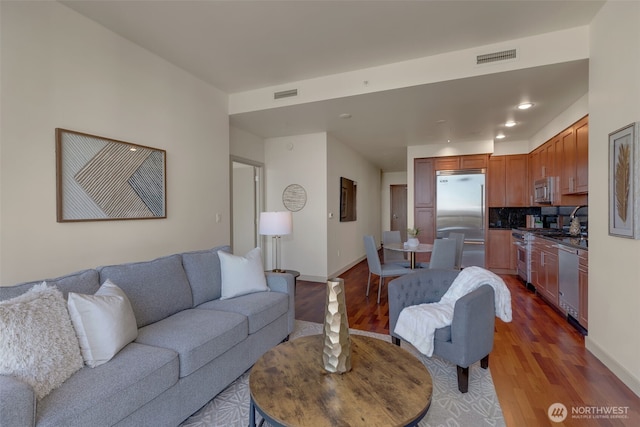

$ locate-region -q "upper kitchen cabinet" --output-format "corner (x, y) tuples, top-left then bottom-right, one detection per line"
(505, 155), (528, 206)
(488, 154), (528, 207)
(560, 116), (588, 195)
(434, 154), (488, 171)
(414, 158), (435, 208)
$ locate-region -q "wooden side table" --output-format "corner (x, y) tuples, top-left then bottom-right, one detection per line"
(249, 334), (432, 427)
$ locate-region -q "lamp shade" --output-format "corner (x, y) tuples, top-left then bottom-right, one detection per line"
(259, 211), (292, 236)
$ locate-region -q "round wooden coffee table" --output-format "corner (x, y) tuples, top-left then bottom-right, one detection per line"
(249, 334), (432, 427)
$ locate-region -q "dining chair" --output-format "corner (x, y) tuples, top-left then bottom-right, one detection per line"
(382, 230), (408, 264)
(447, 232), (465, 270)
(423, 238), (457, 270)
(363, 235), (412, 304)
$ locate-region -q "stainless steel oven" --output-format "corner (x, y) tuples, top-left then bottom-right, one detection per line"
(512, 230), (532, 285)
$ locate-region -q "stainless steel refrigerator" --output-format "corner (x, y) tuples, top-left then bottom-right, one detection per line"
(435, 169), (486, 268)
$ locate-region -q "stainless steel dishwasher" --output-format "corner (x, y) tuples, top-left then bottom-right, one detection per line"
(557, 244), (579, 320)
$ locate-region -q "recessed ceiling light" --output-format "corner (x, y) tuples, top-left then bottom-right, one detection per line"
(339, 113), (352, 119)
(517, 102), (534, 110)
(505, 121), (516, 127)
(130, 147), (137, 152)
(495, 134), (506, 140)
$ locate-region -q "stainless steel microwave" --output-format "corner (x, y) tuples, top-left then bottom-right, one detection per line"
(534, 177), (554, 204)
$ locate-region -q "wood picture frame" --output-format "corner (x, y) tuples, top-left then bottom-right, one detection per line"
(608, 122), (640, 238)
(340, 177), (357, 222)
(56, 128), (166, 222)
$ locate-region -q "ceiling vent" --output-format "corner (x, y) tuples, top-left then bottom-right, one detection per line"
(274, 89), (298, 99)
(476, 49), (517, 65)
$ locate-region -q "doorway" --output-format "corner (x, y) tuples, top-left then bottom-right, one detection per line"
(231, 158), (263, 255)
(390, 185), (408, 242)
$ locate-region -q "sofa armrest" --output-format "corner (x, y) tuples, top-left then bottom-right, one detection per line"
(388, 269), (460, 338)
(0, 375), (36, 427)
(265, 272), (295, 334)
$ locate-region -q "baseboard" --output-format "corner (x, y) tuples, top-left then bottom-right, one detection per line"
(585, 336), (640, 397)
(328, 255), (366, 280)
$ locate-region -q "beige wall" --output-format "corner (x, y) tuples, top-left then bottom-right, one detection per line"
(587, 0), (640, 396)
(263, 132), (380, 282)
(264, 133), (328, 280)
(0, 2), (230, 284)
(327, 134), (381, 279)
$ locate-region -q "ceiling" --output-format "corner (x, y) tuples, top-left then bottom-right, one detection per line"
(61, 0), (604, 172)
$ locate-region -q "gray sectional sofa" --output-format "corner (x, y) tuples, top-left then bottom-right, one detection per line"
(0, 245), (295, 427)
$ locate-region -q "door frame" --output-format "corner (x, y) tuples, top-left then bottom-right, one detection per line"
(230, 156), (264, 254)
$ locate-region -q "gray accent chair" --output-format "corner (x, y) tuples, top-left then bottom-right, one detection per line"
(388, 269), (495, 393)
(363, 235), (412, 304)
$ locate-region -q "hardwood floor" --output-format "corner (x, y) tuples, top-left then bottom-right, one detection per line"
(294, 259), (640, 426)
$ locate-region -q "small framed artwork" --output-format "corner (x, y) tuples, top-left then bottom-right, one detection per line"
(340, 177), (357, 222)
(609, 122), (640, 238)
(56, 128), (166, 222)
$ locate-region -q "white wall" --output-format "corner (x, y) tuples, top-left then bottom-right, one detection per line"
(264, 133), (327, 280)
(327, 134), (381, 278)
(230, 125), (264, 164)
(381, 172), (407, 232)
(0, 2), (230, 284)
(586, 0), (640, 396)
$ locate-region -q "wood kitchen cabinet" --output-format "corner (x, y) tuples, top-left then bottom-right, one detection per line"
(531, 237), (559, 308)
(578, 249), (588, 329)
(488, 154), (528, 207)
(488, 156), (505, 207)
(434, 154), (488, 171)
(414, 207), (435, 262)
(486, 229), (516, 273)
(505, 155), (528, 206)
(414, 158), (434, 208)
(560, 116), (588, 195)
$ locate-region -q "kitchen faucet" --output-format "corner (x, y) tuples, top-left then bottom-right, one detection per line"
(569, 205), (586, 236)
(570, 205), (586, 219)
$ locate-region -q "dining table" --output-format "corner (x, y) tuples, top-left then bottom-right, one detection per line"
(384, 242), (434, 269)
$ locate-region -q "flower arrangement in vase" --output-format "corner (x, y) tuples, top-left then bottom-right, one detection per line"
(406, 227), (420, 247)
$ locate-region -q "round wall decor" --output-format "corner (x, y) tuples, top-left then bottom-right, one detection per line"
(282, 184), (307, 212)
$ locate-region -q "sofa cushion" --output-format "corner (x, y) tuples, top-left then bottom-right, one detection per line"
(0, 283), (84, 400)
(135, 308), (248, 377)
(198, 291), (288, 334)
(0, 269), (100, 302)
(36, 342), (178, 427)
(98, 254), (193, 328)
(67, 280), (138, 367)
(218, 247), (269, 300)
(181, 245), (231, 306)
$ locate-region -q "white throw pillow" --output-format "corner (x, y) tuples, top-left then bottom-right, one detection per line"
(218, 247), (269, 300)
(67, 279), (138, 368)
(0, 282), (84, 399)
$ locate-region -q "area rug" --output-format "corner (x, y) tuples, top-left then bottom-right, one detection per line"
(181, 320), (505, 427)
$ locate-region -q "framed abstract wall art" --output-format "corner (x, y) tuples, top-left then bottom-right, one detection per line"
(609, 122), (640, 238)
(56, 128), (166, 222)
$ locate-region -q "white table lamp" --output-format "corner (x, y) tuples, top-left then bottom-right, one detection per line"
(259, 211), (292, 272)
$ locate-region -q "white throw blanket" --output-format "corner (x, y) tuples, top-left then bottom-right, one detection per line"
(394, 267), (512, 356)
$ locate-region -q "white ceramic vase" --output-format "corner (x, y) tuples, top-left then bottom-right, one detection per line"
(407, 237), (419, 247)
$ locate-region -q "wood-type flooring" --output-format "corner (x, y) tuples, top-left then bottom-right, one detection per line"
(294, 258), (640, 426)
